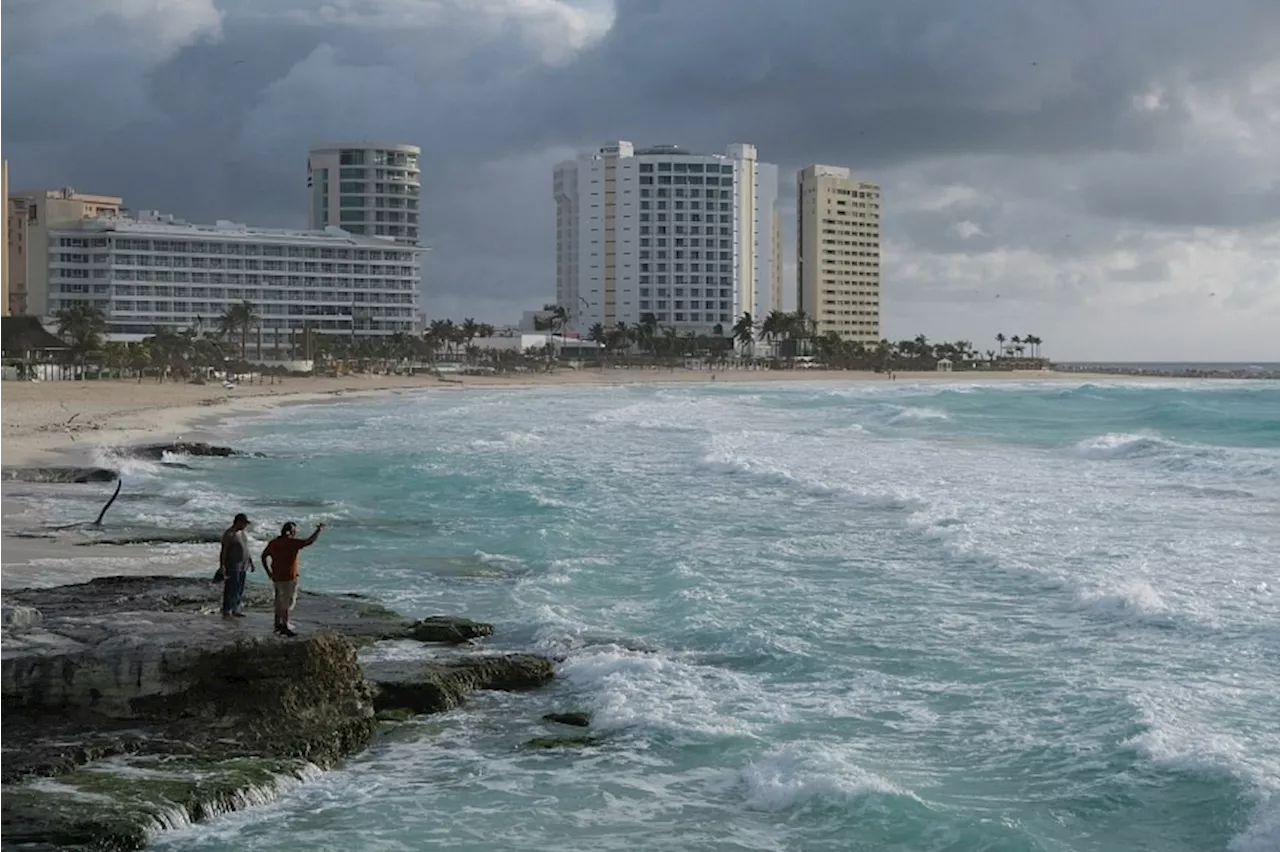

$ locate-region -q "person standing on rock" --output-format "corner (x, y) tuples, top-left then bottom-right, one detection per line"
(218, 513), (256, 618)
(261, 522), (325, 637)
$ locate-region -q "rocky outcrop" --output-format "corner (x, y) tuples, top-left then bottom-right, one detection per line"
(1, 466), (118, 483)
(365, 655), (553, 715)
(1, 576), (554, 850)
(543, 711), (592, 727)
(77, 529), (224, 546)
(404, 615), (494, 644)
(125, 442), (246, 460)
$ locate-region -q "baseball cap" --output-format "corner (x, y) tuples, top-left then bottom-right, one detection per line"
(234, 513), (250, 525)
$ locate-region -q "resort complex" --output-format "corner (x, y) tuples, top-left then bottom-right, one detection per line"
(7, 139), (914, 373)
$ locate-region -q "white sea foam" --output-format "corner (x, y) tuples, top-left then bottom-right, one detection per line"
(556, 647), (765, 738)
(1071, 580), (1173, 622)
(887, 405), (950, 424)
(96, 379), (1280, 852)
(729, 744), (919, 811)
(1074, 431), (1169, 459)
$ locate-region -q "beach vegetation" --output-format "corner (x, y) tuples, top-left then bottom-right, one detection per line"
(218, 301), (259, 360)
(53, 304), (108, 375)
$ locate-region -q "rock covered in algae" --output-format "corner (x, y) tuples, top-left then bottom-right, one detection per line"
(1, 756), (322, 851)
(0, 576), (554, 848)
(364, 654), (554, 714)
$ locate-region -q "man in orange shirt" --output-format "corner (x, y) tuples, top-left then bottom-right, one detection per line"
(261, 522), (325, 637)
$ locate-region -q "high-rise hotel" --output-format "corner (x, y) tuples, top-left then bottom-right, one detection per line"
(554, 142), (780, 335)
(796, 165), (881, 342)
(307, 143), (421, 245)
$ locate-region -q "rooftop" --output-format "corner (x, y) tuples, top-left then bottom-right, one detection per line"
(309, 142), (420, 154)
(49, 212), (427, 250)
(1, 316), (67, 353)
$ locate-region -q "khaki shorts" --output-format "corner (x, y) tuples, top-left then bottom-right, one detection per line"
(273, 579), (299, 610)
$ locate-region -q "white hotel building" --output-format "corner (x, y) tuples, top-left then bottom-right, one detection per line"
(554, 142), (780, 336)
(46, 211), (421, 352)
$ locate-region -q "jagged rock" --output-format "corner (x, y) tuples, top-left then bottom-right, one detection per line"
(375, 707), (417, 723)
(543, 712), (591, 728)
(1, 467), (118, 484)
(1, 754), (320, 851)
(125, 442), (244, 460)
(0, 576), (552, 848)
(1, 605), (43, 630)
(405, 615), (494, 644)
(523, 735), (602, 750)
(365, 654), (554, 715)
(69, 528), (224, 546)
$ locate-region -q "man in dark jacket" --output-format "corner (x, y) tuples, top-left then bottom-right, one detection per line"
(217, 513), (255, 617)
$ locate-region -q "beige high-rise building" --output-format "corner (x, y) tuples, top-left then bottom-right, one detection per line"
(796, 165), (881, 342)
(2, 160), (9, 316)
(5, 187), (123, 316)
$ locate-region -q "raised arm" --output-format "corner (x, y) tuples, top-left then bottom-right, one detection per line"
(301, 523), (326, 547)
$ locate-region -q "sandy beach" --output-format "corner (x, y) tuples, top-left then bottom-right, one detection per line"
(0, 366), (1155, 589)
(1, 366), (1147, 466)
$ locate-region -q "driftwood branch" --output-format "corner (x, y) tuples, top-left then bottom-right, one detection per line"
(92, 480), (122, 527)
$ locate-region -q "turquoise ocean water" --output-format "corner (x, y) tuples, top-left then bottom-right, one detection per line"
(79, 380), (1280, 850)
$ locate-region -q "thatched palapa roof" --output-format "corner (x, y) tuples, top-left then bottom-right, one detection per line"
(1, 316), (68, 355)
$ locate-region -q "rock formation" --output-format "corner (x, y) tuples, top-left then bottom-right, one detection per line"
(1, 466), (119, 483)
(125, 442), (248, 460)
(0, 576), (555, 850)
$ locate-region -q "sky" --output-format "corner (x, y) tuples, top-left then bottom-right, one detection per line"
(4, 0), (1279, 361)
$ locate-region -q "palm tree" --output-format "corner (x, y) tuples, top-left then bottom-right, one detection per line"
(538, 303), (569, 343)
(100, 341), (130, 379)
(219, 301), (258, 360)
(661, 326), (679, 358)
(54, 304), (108, 376)
(461, 318), (480, 349)
(995, 333), (1006, 358)
(760, 310), (786, 348)
(732, 312), (755, 356)
(637, 313), (659, 355)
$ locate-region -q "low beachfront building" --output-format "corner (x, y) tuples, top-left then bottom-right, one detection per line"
(44, 211), (422, 358)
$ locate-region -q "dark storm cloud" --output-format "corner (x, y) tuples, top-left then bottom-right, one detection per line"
(519, 0), (1279, 165)
(2, 0), (1278, 357)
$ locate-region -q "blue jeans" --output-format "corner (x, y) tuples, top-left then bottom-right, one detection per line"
(221, 566), (247, 615)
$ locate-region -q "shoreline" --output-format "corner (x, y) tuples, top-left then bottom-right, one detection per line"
(0, 367), (1254, 589)
(1, 366), (1219, 468)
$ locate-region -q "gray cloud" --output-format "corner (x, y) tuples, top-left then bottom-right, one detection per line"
(3, 0), (1279, 359)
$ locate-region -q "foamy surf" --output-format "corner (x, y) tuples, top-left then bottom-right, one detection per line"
(57, 377), (1279, 852)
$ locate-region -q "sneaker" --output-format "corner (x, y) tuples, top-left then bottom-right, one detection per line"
(279, 626), (298, 638)
(232, 612), (247, 618)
